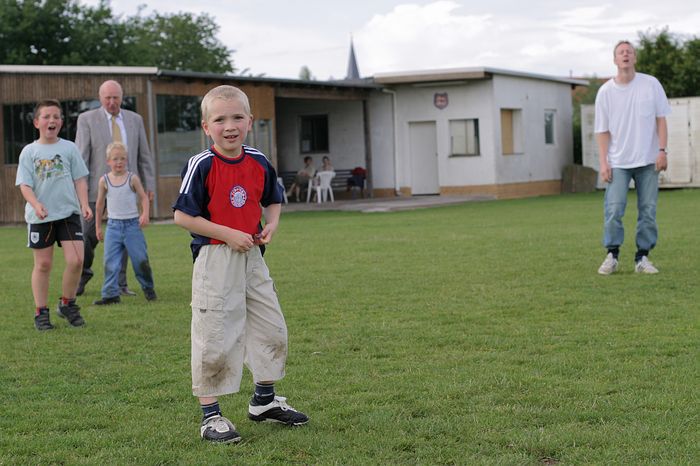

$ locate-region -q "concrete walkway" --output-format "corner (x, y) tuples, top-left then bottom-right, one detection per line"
(281, 194), (495, 213)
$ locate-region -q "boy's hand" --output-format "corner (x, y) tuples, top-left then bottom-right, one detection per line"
(96, 227), (104, 242)
(33, 202), (48, 220)
(139, 213), (149, 228)
(82, 204), (93, 221)
(254, 223), (278, 245)
(225, 229), (255, 253)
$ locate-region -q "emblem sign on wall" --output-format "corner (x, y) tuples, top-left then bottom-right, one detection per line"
(434, 93), (448, 110)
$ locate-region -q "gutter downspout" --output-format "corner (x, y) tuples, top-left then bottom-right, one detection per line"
(146, 78), (158, 215)
(382, 88), (401, 196)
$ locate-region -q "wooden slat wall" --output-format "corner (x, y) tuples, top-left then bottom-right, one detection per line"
(1, 165), (25, 224)
(150, 80), (278, 218)
(1, 71), (367, 223)
(1, 74), (282, 222)
(1, 73), (151, 223)
(151, 80), (275, 120)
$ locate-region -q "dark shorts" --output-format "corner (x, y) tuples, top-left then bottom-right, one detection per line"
(27, 214), (84, 249)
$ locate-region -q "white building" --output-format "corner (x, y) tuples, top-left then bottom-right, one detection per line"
(370, 67), (586, 198)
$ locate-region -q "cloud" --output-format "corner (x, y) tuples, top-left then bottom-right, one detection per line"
(78, 0), (700, 79)
(352, 1), (682, 78)
(356, 1), (493, 73)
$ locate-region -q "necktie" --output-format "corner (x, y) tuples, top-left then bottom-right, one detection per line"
(111, 116), (122, 143)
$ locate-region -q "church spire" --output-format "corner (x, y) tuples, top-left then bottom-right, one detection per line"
(346, 37), (360, 80)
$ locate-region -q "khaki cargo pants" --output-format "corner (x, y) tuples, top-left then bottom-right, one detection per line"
(190, 244), (287, 397)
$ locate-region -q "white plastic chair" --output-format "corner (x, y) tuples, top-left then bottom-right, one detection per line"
(277, 177), (288, 204)
(306, 171), (335, 203)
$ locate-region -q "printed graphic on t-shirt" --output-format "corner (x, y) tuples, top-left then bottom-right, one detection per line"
(229, 185), (247, 208)
(33, 155), (65, 180)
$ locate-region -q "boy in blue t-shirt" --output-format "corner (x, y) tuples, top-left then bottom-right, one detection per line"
(173, 85), (308, 443)
(15, 99), (93, 330)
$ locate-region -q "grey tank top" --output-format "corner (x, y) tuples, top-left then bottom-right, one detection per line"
(105, 172), (139, 219)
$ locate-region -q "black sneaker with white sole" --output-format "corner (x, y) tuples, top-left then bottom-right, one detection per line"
(57, 301), (85, 327)
(200, 415), (242, 443)
(248, 396), (309, 426)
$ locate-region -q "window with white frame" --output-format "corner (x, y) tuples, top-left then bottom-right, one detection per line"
(449, 119), (480, 156)
(544, 109), (556, 145)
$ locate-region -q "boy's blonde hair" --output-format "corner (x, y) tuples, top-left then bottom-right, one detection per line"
(201, 85), (251, 121)
(106, 141), (127, 159)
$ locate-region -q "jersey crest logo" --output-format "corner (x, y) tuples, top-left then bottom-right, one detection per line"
(230, 185), (247, 208)
(30, 232), (39, 244)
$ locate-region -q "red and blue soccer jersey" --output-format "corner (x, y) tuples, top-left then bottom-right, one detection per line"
(173, 145), (283, 260)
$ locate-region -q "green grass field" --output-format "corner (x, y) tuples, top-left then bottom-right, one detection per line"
(0, 190), (698, 465)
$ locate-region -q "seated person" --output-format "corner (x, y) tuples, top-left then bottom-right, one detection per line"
(319, 156), (334, 173)
(347, 166), (367, 198)
(286, 156), (315, 202)
(312, 156), (335, 190)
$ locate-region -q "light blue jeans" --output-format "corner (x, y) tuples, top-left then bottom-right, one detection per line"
(603, 164), (659, 252)
(102, 218), (154, 298)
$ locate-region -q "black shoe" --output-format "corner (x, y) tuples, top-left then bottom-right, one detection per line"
(76, 273), (92, 296)
(120, 287), (137, 296)
(34, 309), (55, 331)
(144, 288), (157, 301)
(200, 415), (242, 443)
(248, 396), (309, 426)
(57, 301), (85, 327)
(93, 296), (121, 306)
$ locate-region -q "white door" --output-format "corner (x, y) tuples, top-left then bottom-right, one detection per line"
(409, 121), (439, 195)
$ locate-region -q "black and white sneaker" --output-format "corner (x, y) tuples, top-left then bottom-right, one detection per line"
(248, 396), (309, 426)
(200, 415), (242, 443)
(57, 301), (85, 327)
(34, 309), (55, 331)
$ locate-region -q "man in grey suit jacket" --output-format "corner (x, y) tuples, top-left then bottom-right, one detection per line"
(75, 80), (156, 296)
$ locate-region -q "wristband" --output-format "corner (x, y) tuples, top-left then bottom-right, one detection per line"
(659, 148), (667, 153)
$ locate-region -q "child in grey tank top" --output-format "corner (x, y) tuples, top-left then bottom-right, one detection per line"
(93, 142), (157, 304)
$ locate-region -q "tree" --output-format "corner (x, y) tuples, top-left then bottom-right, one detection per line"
(298, 66), (315, 81)
(636, 27), (700, 97)
(124, 11), (234, 73)
(0, 0), (235, 73)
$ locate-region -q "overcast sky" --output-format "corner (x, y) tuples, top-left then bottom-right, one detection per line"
(82, 0), (699, 80)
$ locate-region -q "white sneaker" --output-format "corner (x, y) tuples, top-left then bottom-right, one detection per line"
(598, 253), (618, 275)
(635, 256), (659, 274)
(200, 415), (241, 443)
(248, 396), (309, 426)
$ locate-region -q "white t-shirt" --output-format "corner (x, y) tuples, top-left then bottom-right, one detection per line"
(594, 72), (671, 168)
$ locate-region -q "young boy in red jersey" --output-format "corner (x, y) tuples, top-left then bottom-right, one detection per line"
(173, 85), (308, 443)
(15, 99), (92, 330)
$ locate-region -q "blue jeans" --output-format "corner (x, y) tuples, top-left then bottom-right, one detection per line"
(102, 218), (154, 298)
(603, 164), (659, 252)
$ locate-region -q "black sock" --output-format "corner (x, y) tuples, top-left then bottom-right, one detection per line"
(635, 249), (649, 262)
(252, 383), (275, 406)
(607, 247), (620, 259)
(201, 401), (221, 420)
(35, 307), (49, 317)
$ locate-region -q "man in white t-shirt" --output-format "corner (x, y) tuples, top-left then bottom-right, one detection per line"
(594, 40), (671, 275)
